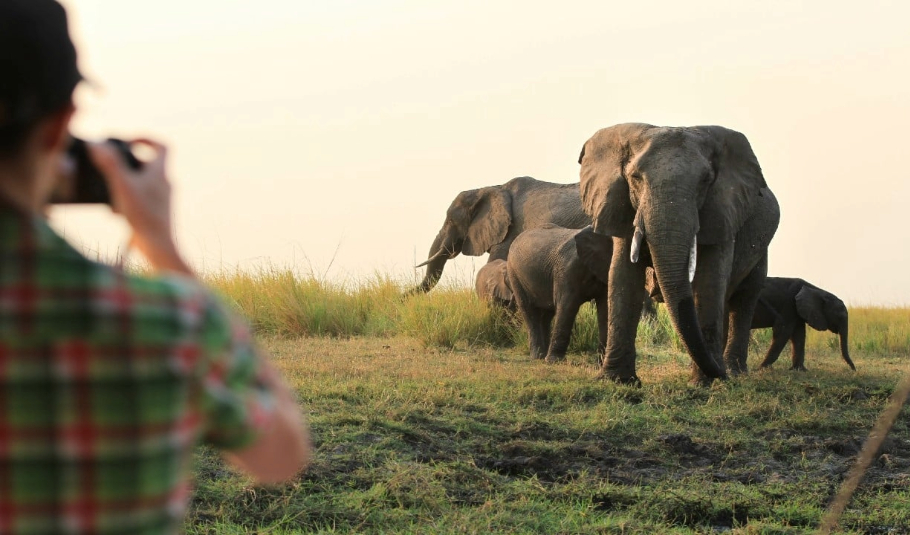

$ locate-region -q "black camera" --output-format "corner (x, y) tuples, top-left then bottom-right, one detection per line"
(52, 137), (142, 204)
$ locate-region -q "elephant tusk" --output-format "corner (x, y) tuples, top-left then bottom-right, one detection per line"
(688, 237), (697, 282)
(630, 226), (644, 263)
(416, 250), (447, 268)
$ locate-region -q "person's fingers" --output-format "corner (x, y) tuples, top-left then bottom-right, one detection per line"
(87, 142), (132, 214)
(87, 142), (126, 179)
(131, 137), (166, 153)
(129, 138), (169, 177)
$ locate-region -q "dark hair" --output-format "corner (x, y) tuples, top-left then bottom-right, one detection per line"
(0, 0), (82, 157)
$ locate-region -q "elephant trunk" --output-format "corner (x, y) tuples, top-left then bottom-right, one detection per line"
(411, 228), (460, 294)
(838, 319), (856, 371)
(646, 220), (727, 380)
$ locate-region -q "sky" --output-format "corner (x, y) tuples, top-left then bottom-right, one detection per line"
(54, 0), (909, 305)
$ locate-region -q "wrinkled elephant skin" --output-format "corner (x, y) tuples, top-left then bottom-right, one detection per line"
(507, 225), (612, 362)
(752, 277), (854, 371)
(413, 177), (589, 294)
(578, 123), (780, 384)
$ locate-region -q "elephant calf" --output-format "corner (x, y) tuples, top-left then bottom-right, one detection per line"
(752, 277), (854, 371)
(507, 225), (612, 362)
(646, 273), (854, 371)
(474, 259), (514, 310)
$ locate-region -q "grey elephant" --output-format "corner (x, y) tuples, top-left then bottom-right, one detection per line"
(413, 176), (589, 293)
(578, 123), (780, 384)
(474, 259), (514, 310)
(507, 225), (613, 362)
(752, 277), (854, 371)
(645, 273), (853, 371)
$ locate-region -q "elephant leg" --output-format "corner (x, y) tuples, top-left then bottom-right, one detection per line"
(518, 306), (549, 360)
(689, 242), (734, 384)
(595, 294), (609, 359)
(758, 324), (791, 369)
(640, 292), (658, 320)
(721, 310), (730, 363)
(601, 237), (646, 384)
(790, 322), (807, 371)
(539, 309), (555, 358)
(723, 257), (767, 375)
(545, 300), (582, 363)
(510, 275), (547, 360)
(527, 308), (552, 360)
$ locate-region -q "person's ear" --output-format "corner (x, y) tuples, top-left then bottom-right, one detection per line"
(40, 102), (76, 153)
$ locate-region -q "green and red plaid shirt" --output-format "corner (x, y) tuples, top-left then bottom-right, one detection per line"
(0, 207), (276, 534)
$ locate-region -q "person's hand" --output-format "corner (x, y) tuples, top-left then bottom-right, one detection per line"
(88, 139), (192, 275)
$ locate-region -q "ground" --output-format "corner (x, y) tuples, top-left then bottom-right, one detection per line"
(186, 335), (910, 534)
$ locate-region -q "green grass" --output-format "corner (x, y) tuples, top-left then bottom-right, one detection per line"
(186, 269), (910, 534)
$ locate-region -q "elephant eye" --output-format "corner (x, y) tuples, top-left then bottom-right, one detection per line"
(629, 171), (643, 182)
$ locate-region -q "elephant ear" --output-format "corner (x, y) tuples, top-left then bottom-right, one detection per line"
(694, 126), (768, 244)
(460, 187), (512, 256)
(488, 262), (513, 302)
(573, 226), (613, 285)
(795, 286), (828, 331)
(578, 123), (652, 237)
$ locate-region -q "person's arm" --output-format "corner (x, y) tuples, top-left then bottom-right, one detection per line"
(88, 140), (191, 276)
(89, 140), (311, 483)
(222, 356), (312, 484)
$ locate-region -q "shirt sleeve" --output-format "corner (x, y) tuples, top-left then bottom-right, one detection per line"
(196, 294), (276, 450)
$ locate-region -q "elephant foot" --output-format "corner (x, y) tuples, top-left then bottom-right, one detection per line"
(599, 371), (642, 387)
(544, 353), (566, 364)
(689, 363), (727, 386)
(688, 375), (716, 387)
(790, 365), (808, 372)
(724, 358), (748, 376)
(688, 369), (726, 386)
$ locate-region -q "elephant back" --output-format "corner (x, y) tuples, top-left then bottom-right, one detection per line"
(506, 179), (589, 236)
(508, 227), (578, 283)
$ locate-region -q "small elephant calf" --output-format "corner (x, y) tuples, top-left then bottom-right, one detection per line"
(507, 225), (612, 362)
(646, 273), (854, 371)
(751, 277), (855, 371)
(474, 259), (514, 310)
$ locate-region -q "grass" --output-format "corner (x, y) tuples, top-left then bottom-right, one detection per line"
(204, 267), (910, 358)
(186, 269), (910, 534)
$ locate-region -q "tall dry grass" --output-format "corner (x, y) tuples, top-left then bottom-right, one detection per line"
(204, 267), (910, 355)
(205, 268), (516, 349)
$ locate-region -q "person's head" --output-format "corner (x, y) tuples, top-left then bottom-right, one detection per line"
(0, 0), (82, 211)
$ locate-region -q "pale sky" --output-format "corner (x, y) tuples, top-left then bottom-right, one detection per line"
(54, 0), (909, 305)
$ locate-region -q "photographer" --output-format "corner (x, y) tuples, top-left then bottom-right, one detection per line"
(0, 1), (311, 533)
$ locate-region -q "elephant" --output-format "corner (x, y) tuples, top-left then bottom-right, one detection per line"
(752, 277), (854, 371)
(578, 123), (780, 384)
(506, 225), (613, 362)
(474, 259), (514, 310)
(645, 273), (854, 371)
(413, 176), (590, 293)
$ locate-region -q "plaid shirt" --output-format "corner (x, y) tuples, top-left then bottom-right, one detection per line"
(0, 208), (276, 534)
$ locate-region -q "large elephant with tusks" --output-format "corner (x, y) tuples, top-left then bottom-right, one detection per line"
(413, 176), (589, 293)
(578, 123), (780, 385)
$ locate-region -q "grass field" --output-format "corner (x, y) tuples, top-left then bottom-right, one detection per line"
(186, 269), (910, 534)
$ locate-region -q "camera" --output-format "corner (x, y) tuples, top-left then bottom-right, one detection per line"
(51, 137), (142, 204)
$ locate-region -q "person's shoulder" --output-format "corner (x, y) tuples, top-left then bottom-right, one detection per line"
(128, 270), (219, 311)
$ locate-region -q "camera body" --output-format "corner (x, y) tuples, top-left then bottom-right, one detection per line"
(52, 137), (142, 204)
